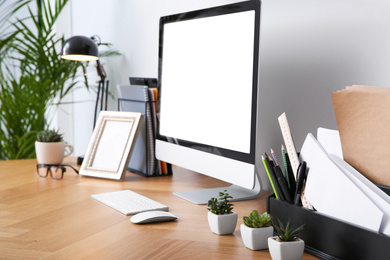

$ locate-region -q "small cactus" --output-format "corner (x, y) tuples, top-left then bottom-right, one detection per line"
(273, 219), (304, 242)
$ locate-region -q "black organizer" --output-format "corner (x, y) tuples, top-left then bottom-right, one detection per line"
(267, 186), (390, 260)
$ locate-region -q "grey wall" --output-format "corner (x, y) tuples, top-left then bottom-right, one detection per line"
(256, 0), (390, 190)
(67, 0), (390, 191)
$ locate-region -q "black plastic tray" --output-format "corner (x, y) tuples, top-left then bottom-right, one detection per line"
(267, 189), (390, 260)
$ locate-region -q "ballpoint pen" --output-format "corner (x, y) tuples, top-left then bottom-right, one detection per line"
(294, 161), (307, 205)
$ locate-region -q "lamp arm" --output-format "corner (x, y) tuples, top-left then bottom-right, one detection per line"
(93, 59), (109, 128)
(96, 59), (106, 80)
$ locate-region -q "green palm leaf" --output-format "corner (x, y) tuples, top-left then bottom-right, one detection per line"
(0, 0), (85, 160)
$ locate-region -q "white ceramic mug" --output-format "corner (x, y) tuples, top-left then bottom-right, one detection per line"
(35, 141), (74, 164)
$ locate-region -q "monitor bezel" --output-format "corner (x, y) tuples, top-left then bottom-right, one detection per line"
(157, 0), (261, 165)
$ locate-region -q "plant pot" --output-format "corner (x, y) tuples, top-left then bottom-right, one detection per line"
(268, 236), (305, 260)
(240, 224), (273, 250)
(35, 141), (73, 165)
(207, 211), (237, 235)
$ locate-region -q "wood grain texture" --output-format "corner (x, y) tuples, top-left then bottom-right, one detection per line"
(0, 158), (318, 259)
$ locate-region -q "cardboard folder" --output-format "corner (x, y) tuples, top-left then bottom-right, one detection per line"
(332, 85), (390, 186)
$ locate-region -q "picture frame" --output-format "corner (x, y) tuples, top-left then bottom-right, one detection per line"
(79, 111), (143, 180)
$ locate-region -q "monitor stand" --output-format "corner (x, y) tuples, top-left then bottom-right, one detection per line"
(173, 172), (262, 204)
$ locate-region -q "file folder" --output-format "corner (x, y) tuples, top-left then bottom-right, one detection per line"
(117, 85), (172, 176)
(118, 85), (155, 175)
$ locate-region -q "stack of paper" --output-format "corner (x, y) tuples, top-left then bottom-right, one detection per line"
(300, 132), (390, 236)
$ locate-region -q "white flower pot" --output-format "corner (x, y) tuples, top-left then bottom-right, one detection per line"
(268, 236), (305, 260)
(35, 141), (73, 165)
(240, 224), (273, 250)
(207, 211), (237, 235)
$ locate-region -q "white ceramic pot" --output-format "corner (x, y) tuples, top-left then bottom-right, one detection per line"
(240, 224), (274, 250)
(35, 141), (73, 164)
(268, 236), (305, 260)
(207, 211), (238, 235)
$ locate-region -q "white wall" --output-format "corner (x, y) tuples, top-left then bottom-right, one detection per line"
(63, 0), (390, 191)
(63, 0), (240, 157)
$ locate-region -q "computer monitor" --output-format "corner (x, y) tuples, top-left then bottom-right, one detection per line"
(156, 0), (262, 204)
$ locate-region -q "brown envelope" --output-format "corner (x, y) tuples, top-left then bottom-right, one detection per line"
(332, 85), (390, 186)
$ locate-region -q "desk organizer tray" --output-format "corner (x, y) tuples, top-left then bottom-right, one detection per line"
(118, 97), (172, 177)
(267, 190), (390, 260)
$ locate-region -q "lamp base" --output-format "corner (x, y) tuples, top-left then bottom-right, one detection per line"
(77, 155), (84, 165)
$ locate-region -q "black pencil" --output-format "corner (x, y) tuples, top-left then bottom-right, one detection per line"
(274, 164), (293, 203)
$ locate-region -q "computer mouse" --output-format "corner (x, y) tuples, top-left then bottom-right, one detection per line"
(130, 211), (178, 224)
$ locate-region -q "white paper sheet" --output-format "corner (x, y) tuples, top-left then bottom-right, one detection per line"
(299, 133), (383, 233)
(330, 154), (390, 236)
(317, 127), (343, 159)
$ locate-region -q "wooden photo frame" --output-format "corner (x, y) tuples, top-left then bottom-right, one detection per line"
(79, 111), (143, 180)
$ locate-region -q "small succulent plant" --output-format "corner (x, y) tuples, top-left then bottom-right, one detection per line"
(273, 219), (304, 242)
(243, 210), (273, 228)
(37, 129), (64, 142)
(207, 190), (234, 215)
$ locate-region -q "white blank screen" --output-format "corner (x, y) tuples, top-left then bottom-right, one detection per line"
(159, 10), (255, 154)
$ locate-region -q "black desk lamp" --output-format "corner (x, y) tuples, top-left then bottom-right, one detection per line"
(61, 35), (109, 127)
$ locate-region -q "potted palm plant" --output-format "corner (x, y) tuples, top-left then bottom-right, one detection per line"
(268, 219), (305, 260)
(35, 129), (73, 165)
(207, 190), (237, 235)
(0, 0), (118, 160)
(0, 0), (85, 160)
(240, 210), (273, 250)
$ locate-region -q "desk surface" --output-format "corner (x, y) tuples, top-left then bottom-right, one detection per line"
(0, 158), (318, 260)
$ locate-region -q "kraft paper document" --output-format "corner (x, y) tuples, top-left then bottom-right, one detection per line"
(332, 85), (390, 186)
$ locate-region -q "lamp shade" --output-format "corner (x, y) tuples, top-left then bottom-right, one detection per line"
(61, 35), (99, 61)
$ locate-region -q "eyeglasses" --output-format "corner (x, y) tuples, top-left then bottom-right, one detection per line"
(36, 164), (79, 180)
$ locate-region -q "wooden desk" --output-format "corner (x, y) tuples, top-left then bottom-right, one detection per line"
(0, 158), (318, 259)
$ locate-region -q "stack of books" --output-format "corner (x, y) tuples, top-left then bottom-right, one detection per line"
(117, 84), (172, 176)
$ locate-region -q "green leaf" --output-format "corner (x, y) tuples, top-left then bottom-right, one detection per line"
(0, 0), (119, 160)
